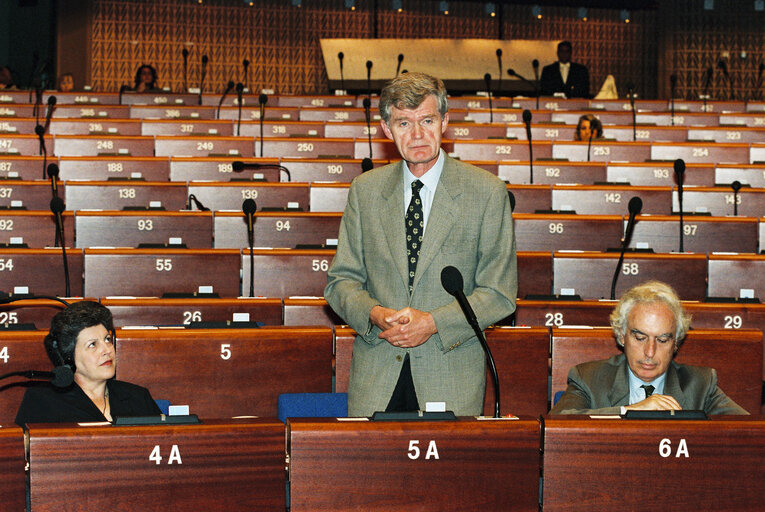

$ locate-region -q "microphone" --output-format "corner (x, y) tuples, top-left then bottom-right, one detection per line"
(242, 59), (250, 89)
(242, 198), (257, 297)
(0, 368), (73, 388)
(118, 84), (129, 105)
(702, 66), (713, 110)
(366, 60), (373, 96)
(43, 95), (56, 132)
(363, 97), (372, 159)
(50, 196), (71, 297)
(235, 82), (244, 136)
(610, 196), (642, 300)
(361, 157), (374, 173)
(47, 163), (59, 198)
(674, 159), (685, 252)
(396, 53), (404, 78)
(441, 266), (500, 418)
(731, 180), (741, 217)
(216, 80), (235, 120)
(198, 54), (209, 105)
(508, 68), (539, 109)
(522, 109), (533, 184)
(626, 82), (636, 141)
(182, 48), (189, 92)
(232, 161), (292, 181)
(496, 49), (502, 93)
(338, 52), (345, 91)
(186, 194), (209, 212)
(258, 93), (268, 157)
(670, 74), (677, 124)
(532, 59), (540, 81)
(484, 73), (493, 123)
(587, 128), (594, 162)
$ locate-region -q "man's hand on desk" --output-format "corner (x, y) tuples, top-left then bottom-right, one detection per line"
(375, 306), (436, 349)
(625, 394), (682, 412)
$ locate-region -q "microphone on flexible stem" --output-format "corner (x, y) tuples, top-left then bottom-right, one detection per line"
(731, 180), (741, 217)
(508, 68), (539, 109)
(587, 129), (594, 162)
(242, 198), (257, 297)
(0, 368), (73, 388)
(522, 109), (533, 184)
(49, 196), (70, 297)
(235, 82), (244, 136)
(395, 53), (404, 78)
(670, 74), (677, 125)
(366, 60), (373, 97)
(35, 124), (47, 176)
(496, 49), (502, 93)
(361, 158), (374, 173)
(47, 163), (59, 198)
(232, 160), (292, 182)
(182, 48), (189, 92)
(186, 194), (209, 212)
(242, 59), (250, 90)
(363, 97), (372, 159)
(673, 159), (686, 252)
(441, 265), (500, 418)
(198, 54), (208, 106)
(532, 59), (540, 109)
(258, 93), (268, 157)
(118, 84), (129, 105)
(216, 80), (235, 120)
(702, 66), (713, 111)
(483, 73), (493, 123)
(626, 82), (636, 141)
(610, 196), (642, 300)
(337, 52), (345, 91)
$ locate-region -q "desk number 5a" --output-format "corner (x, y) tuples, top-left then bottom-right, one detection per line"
(659, 438), (689, 458)
(408, 440), (439, 460)
(150, 445), (183, 465)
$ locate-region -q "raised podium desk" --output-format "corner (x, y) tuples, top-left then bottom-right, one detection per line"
(0, 425), (24, 512)
(287, 417), (540, 511)
(27, 419), (285, 511)
(543, 417), (765, 511)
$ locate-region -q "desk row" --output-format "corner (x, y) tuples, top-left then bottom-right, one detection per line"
(0, 211), (762, 254)
(5, 156), (765, 189)
(0, 326), (760, 423)
(4, 414), (765, 511)
(0, 181), (759, 218)
(5, 134), (765, 164)
(0, 248), (763, 300)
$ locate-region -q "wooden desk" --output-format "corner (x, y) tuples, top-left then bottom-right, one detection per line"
(49, 118), (141, 136)
(102, 297), (283, 327)
(543, 417), (765, 511)
(553, 252), (707, 300)
(52, 135), (155, 157)
(308, 182), (349, 212)
(0, 330), (50, 425)
(214, 211), (341, 249)
(154, 135), (255, 158)
(518, 251), (553, 298)
(651, 142), (750, 164)
(0, 426), (25, 512)
(27, 419), (285, 511)
(708, 254), (765, 300)
(353, 139), (402, 160)
(512, 298), (614, 328)
(334, 326), (550, 417)
(75, 211), (213, 248)
(239, 120), (325, 138)
(678, 186), (765, 217)
(120, 92), (199, 106)
(83, 248), (240, 297)
(688, 126), (765, 143)
(128, 104), (216, 120)
(506, 184), (552, 213)
(0, 155), (50, 180)
(0, 299), (68, 330)
(116, 326), (332, 416)
(715, 164), (765, 188)
(51, 105), (129, 119)
(550, 327), (762, 413)
(514, 214), (622, 252)
(58, 156), (170, 181)
(187, 182), (310, 212)
(288, 417), (540, 512)
(505, 124), (577, 142)
(277, 95), (356, 108)
(0, 248), (84, 296)
(0, 211), (74, 248)
(0, 181), (65, 211)
(551, 141), (651, 163)
(297, 107), (369, 122)
(141, 119), (234, 136)
(282, 297), (343, 326)
(64, 181), (188, 211)
(451, 140), (553, 162)
(629, 215), (758, 254)
(606, 162), (715, 187)
(255, 137), (355, 159)
(498, 161), (606, 185)
(169, 157), (282, 182)
(241, 248), (334, 297)
(443, 123), (509, 140)
(602, 125), (688, 142)
(552, 184), (672, 215)
(0, 135), (53, 157)
(218, 105), (300, 121)
(280, 158), (371, 183)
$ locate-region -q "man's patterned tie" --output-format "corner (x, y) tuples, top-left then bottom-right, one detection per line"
(406, 180), (424, 294)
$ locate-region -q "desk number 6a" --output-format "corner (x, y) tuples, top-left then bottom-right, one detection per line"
(149, 444), (183, 465)
(659, 438), (689, 458)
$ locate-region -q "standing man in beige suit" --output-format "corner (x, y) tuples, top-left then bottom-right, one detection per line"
(325, 72), (517, 417)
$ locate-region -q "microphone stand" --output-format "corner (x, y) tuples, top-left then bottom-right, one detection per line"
(610, 197), (642, 300)
(674, 159), (685, 252)
(198, 55), (208, 106)
(182, 49), (189, 92)
(50, 197), (70, 297)
(484, 73), (493, 123)
(258, 93), (268, 157)
(338, 52), (344, 92)
(242, 199), (257, 297)
(363, 97), (372, 159)
(587, 130), (594, 162)
(216, 81), (234, 120)
(522, 109), (533, 184)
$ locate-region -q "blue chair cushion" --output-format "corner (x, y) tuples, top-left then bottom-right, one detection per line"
(277, 393), (348, 423)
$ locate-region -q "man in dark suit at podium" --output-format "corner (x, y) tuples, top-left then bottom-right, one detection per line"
(325, 73), (516, 417)
(550, 281), (748, 416)
(540, 41), (590, 98)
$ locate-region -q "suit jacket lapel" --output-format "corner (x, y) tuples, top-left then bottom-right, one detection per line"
(380, 162), (410, 290)
(663, 363), (688, 408)
(607, 356), (631, 407)
(411, 157), (460, 290)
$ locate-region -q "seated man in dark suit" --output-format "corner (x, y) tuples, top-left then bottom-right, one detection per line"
(550, 281), (748, 415)
(540, 41), (590, 98)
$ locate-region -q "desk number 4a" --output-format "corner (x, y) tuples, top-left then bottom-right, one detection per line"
(150, 444), (183, 465)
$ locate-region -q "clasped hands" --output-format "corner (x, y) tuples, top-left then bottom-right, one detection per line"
(371, 305), (436, 349)
(625, 394), (682, 411)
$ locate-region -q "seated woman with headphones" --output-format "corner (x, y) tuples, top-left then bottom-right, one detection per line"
(15, 301), (160, 425)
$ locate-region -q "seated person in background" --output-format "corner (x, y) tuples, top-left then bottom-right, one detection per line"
(0, 66), (16, 90)
(133, 64), (160, 92)
(550, 281), (748, 415)
(58, 72), (74, 92)
(574, 114), (603, 141)
(15, 301), (161, 425)
(540, 41), (590, 98)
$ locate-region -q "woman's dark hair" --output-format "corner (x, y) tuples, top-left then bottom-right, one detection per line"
(43, 301), (114, 371)
(133, 64), (158, 90)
